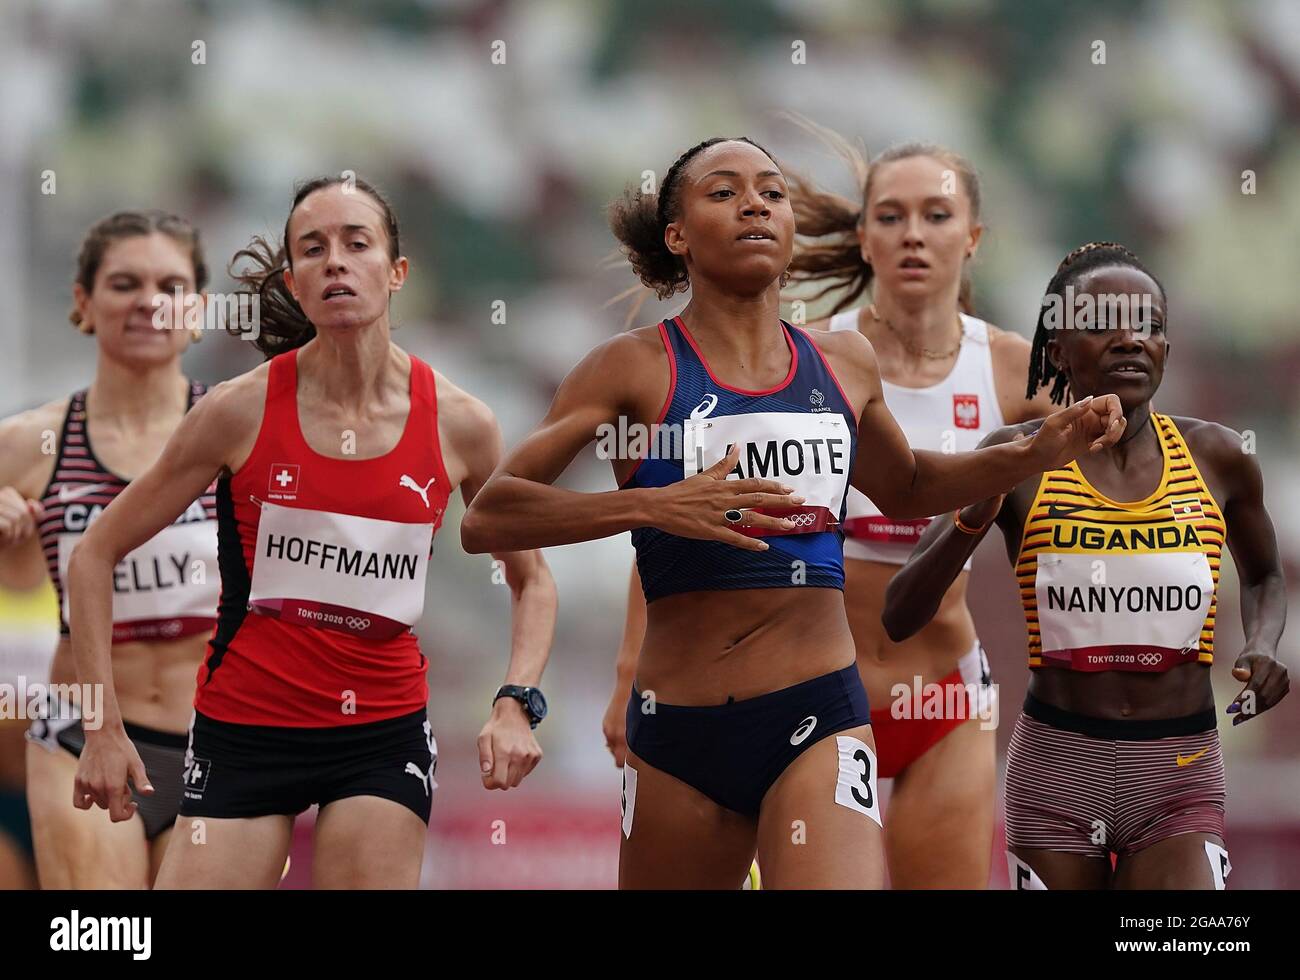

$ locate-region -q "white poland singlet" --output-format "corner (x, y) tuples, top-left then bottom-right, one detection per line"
(830, 308), (1005, 570)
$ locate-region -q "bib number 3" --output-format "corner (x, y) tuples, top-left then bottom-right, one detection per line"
(834, 735), (882, 827)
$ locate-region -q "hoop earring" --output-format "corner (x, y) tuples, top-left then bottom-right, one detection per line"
(780, 269), (791, 288)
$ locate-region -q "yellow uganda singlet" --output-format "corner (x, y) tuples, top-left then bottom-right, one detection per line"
(1016, 414), (1225, 672)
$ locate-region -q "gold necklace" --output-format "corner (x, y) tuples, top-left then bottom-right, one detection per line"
(869, 304), (963, 360)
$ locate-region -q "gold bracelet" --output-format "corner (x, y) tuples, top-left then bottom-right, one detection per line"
(953, 511), (988, 535)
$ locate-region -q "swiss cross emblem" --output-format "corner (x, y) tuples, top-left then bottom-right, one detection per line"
(953, 393), (979, 429)
(269, 464), (300, 494)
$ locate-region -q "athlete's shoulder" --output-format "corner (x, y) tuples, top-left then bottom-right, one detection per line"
(612, 322), (672, 358)
(987, 323), (1058, 422)
(0, 396), (70, 447)
(184, 363), (270, 437)
(563, 323), (670, 393)
(0, 397), (70, 487)
(1166, 415), (1258, 483)
(986, 321), (1029, 355)
(430, 369), (496, 443)
(801, 320), (872, 355)
(802, 321), (877, 376)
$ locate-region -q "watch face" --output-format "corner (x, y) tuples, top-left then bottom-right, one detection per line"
(526, 688), (548, 719)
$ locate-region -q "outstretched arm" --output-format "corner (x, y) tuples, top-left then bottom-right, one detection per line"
(881, 425), (1031, 642)
(461, 334), (801, 555)
(838, 330), (1124, 517)
(67, 380), (254, 821)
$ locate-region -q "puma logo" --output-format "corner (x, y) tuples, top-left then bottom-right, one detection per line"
(404, 760), (434, 796)
(1175, 748), (1210, 767)
(399, 475), (436, 508)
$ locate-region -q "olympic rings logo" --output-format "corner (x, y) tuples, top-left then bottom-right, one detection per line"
(345, 616), (371, 631)
(787, 513), (818, 528)
(1138, 652), (1162, 666)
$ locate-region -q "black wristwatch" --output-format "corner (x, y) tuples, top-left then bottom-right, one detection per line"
(494, 685), (548, 729)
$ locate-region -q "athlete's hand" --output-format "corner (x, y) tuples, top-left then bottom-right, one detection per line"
(73, 726), (153, 822)
(650, 445), (805, 551)
(0, 487), (43, 547)
(1028, 395), (1126, 471)
(1227, 648), (1289, 725)
(478, 697), (542, 790)
(602, 682), (630, 768)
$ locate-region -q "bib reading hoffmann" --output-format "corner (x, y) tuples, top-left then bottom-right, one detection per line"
(248, 502), (433, 640)
(684, 412), (850, 533)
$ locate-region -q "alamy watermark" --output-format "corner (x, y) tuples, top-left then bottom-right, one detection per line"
(888, 674), (999, 731)
(152, 287), (261, 340)
(0, 677), (103, 730)
(1040, 286), (1158, 334)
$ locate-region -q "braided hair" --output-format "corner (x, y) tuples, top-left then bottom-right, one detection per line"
(607, 136), (778, 301)
(1027, 241), (1166, 404)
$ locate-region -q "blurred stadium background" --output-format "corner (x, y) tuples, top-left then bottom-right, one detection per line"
(1, 0), (1297, 888)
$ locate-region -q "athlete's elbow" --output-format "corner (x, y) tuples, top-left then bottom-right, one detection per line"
(881, 610), (915, 644)
(460, 506), (495, 554)
(67, 534), (110, 588)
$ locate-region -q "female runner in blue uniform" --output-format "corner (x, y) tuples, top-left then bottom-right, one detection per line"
(462, 138), (1125, 889)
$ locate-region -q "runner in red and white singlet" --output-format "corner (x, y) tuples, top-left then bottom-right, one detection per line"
(66, 176), (557, 889)
(195, 347), (448, 726)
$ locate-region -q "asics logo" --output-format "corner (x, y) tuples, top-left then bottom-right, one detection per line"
(57, 483), (110, 504)
(344, 616), (371, 631)
(790, 716), (817, 745)
(1138, 652), (1162, 667)
(1175, 748), (1210, 767)
(399, 474), (436, 508)
(690, 394), (718, 420)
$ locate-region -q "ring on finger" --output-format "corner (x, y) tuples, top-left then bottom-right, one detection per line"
(724, 508), (745, 526)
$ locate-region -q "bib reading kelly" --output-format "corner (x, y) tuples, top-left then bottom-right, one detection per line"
(684, 411), (850, 518)
(249, 502), (433, 640)
(57, 519), (220, 638)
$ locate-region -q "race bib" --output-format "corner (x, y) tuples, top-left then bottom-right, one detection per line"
(248, 502), (433, 640)
(1035, 551), (1214, 670)
(683, 412), (850, 534)
(58, 520), (220, 640)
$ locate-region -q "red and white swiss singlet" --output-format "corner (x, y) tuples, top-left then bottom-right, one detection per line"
(195, 349), (451, 726)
